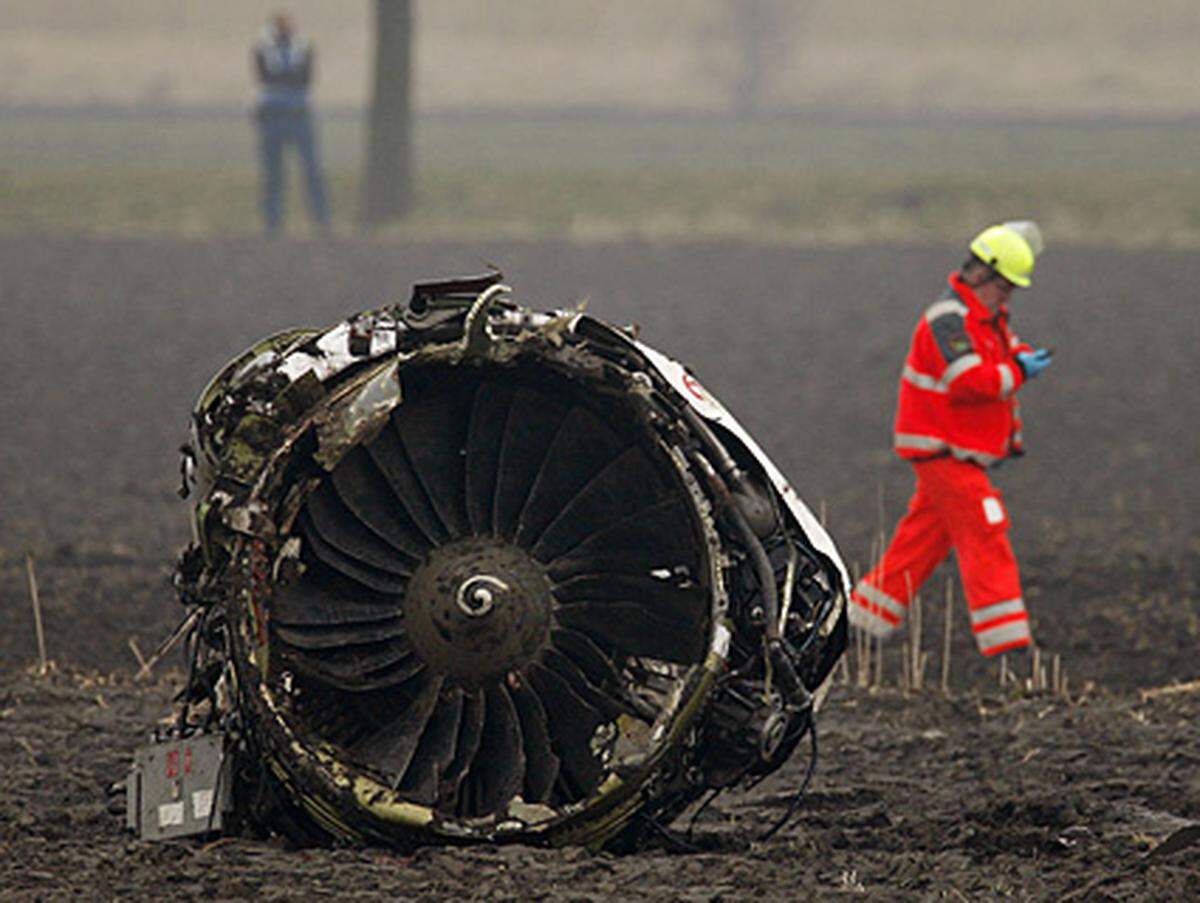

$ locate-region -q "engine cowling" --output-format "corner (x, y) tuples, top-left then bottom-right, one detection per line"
(172, 273), (848, 850)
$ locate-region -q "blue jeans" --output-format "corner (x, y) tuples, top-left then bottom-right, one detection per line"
(256, 106), (330, 232)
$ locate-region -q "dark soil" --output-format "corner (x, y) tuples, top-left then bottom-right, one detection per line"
(2, 235), (1197, 899)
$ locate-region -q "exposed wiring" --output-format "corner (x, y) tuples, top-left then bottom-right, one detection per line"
(175, 608), (208, 736)
(758, 718), (819, 842)
(639, 809), (704, 854)
(685, 787), (724, 844)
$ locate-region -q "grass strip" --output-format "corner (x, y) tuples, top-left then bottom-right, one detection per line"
(4, 166), (1200, 247)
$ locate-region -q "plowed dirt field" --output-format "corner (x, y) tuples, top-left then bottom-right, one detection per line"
(1, 235), (1197, 899)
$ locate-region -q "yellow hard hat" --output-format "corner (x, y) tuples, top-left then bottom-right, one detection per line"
(969, 220), (1042, 288)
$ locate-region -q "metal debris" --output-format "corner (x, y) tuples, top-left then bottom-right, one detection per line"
(138, 272), (848, 850)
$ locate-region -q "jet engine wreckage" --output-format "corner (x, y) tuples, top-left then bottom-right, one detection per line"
(130, 273), (848, 851)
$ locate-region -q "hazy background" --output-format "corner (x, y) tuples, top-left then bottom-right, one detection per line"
(5, 0), (1200, 118)
(4, 1), (1200, 244)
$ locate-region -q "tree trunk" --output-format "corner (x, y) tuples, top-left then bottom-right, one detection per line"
(361, 0), (413, 226)
(728, 0), (803, 118)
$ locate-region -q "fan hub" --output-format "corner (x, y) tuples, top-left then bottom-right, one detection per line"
(456, 575), (505, 617)
(404, 538), (552, 687)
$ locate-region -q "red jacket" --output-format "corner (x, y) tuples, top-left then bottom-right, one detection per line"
(893, 272), (1032, 467)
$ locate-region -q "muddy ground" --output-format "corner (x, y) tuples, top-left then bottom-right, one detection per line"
(1, 235), (1197, 899)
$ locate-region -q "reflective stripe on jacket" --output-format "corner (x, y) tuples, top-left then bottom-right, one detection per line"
(894, 272), (1031, 467)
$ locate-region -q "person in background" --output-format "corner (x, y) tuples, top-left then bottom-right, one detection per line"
(253, 13), (330, 235)
(849, 221), (1054, 658)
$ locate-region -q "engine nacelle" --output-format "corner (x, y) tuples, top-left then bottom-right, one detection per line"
(168, 273), (847, 850)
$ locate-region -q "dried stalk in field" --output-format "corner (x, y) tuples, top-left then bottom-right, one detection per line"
(1052, 653), (1069, 700)
(127, 637), (148, 672)
(850, 561), (865, 688)
(851, 560), (872, 689)
(136, 608), (200, 680)
(25, 553), (47, 677)
(874, 631), (884, 690)
(941, 578), (953, 694)
(908, 587), (923, 692)
(856, 623), (869, 688)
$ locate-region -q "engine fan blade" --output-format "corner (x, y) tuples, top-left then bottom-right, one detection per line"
(464, 381), (514, 536)
(329, 447), (432, 560)
(513, 405), (625, 548)
(465, 685), (526, 815)
(366, 420), (450, 546)
(553, 574), (707, 627)
(541, 647), (630, 721)
(274, 617), (406, 650)
(303, 481), (418, 576)
(392, 370), (473, 539)
(530, 447), (672, 563)
(545, 498), (699, 583)
(271, 575), (402, 628)
(352, 670), (446, 782)
(441, 689), (486, 813)
(507, 677), (560, 804)
(526, 662), (606, 800)
(554, 601), (705, 664)
(550, 628), (655, 720)
(301, 515), (411, 594)
(284, 641), (425, 691)
(396, 686), (464, 805)
(492, 388), (568, 541)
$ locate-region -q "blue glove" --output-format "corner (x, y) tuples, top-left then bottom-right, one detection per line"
(1016, 348), (1053, 379)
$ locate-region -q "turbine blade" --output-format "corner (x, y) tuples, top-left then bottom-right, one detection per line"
(442, 689), (486, 812)
(366, 418), (450, 546)
(514, 405), (625, 548)
(492, 388), (568, 541)
(397, 686), (464, 805)
(284, 643), (424, 692)
(527, 662), (606, 799)
(303, 481), (417, 575)
(301, 514), (411, 594)
(541, 647), (629, 721)
(530, 447), (671, 563)
(464, 380), (514, 535)
(330, 446), (432, 560)
(546, 498), (698, 582)
(553, 574), (707, 628)
(274, 616), (406, 650)
(508, 676), (560, 803)
(470, 685), (526, 814)
(551, 627), (655, 720)
(393, 369), (473, 538)
(271, 574), (401, 627)
(352, 670), (445, 781)
(555, 601), (706, 664)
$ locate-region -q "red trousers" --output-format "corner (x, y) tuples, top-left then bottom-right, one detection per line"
(849, 457), (1032, 657)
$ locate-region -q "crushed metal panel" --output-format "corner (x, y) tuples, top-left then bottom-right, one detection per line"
(126, 733), (232, 841)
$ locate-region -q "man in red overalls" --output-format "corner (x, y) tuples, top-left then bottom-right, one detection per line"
(850, 221), (1053, 656)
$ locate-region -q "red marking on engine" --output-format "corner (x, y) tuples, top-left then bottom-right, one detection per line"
(682, 373), (707, 402)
